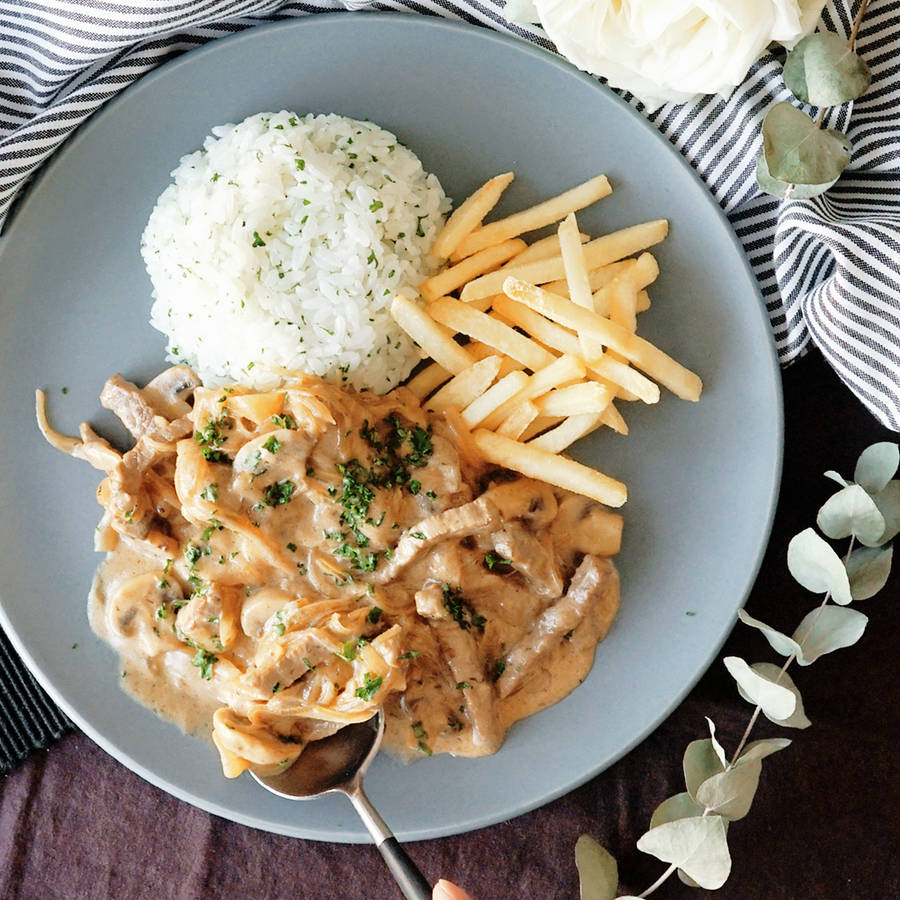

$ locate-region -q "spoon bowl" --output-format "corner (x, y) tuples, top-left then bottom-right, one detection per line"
(251, 712), (431, 900)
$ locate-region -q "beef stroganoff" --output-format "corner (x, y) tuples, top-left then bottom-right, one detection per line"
(38, 369), (621, 775)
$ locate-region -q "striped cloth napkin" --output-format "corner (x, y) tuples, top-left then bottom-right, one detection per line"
(0, 0), (897, 770)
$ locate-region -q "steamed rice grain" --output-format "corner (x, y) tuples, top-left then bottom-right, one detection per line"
(142, 111), (449, 393)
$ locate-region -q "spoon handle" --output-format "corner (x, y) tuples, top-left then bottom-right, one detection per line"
(349, 786), (432, 900)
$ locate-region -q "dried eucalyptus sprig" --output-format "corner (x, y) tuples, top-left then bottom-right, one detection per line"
(757, 0), (871, 199)
(576, 441), (898, 898)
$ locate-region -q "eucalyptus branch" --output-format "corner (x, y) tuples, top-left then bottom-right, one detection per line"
(575, 442), (898, 899)
(757, 2), (871, 198)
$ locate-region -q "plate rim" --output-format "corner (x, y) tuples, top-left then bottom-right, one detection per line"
(0, 11), (784, 842)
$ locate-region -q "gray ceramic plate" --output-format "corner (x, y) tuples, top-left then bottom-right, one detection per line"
(0, 14), (782, 842)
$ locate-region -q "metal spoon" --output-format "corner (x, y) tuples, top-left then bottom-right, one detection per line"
(251, 711), (432, 900)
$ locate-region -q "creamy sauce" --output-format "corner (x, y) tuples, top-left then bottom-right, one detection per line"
(75, 368), (621, 775)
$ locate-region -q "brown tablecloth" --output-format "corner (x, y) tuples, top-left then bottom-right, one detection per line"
(2, 349), (898, 900)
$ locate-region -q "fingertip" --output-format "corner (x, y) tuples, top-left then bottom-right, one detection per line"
(433, 878), (474, 900)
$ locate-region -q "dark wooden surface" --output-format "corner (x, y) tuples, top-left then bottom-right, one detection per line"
(1, 349), (897, 900)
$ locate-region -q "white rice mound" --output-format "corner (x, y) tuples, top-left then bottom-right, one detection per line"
(142, 111), (449, 393)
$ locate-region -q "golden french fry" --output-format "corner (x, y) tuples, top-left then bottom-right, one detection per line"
(600, 402), (628, 435)
(503, 232), (589, 268)
(472, 428), (626, 507)
(593, 252), (659, 318)
(481, 354), (586, 431)
(535, 382), (613, 417)
(496, 400), (539, 440)
(467, 341), (524, 378)
(391, 296), (474, 375)
(528, 413), (603, 453)
(519, 415), (564, 442)
(637, 289), (651, 312)
(494, 295), (660, 404)
(427, 355), (503, 412)
(405, 361), (452, 399)
(559, 212), (605, 362)
(461, 220), (667, 302)
(503, 278), (701, 401)
(431, 172), (515, 259)
(428, 297), (556, 372)
(461, 370), (530, 428)
(420, 238), (526, 303)
(452, 175), (612, 260)
(590, 357), (660, 404)
(543, 259), (634, 301)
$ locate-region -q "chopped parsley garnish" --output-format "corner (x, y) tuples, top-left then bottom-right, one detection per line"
(410, 531), (426, 541)
(191, 648), (218, 680)
(442, 584), (486, 632)
(262, 435), (282, 454)
(492, 659), (507, 681)
(425, 490), (438, 500)
(456, 681), (470, 691)
(295, 157), (305, 170)
(251, 231), (266, 247)
(338, 638), (360, 661)
(273, 610), (286, 637)
(272, 682), (282, 693)
(271, 413), (297, 429)
(354, 672), (383, 701)
(286, 542), (297, 552)
(200, 483), (218, 502)
(400, 650), (421, 660)
(408, 479), (421, 495)
(366, 606), (382, 625)
(183, 542), (202, 569)
(194, 413), (233, 463)
(412, 721), (432, 756)
(262, 479), (296, 507)
(303, 657), (315, 671)
(483, 552), (513, 572)
(369, 199), (383, 212)
(201, 518), (223, 542)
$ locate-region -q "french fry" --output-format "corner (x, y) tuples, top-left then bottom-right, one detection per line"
(593, 252), (659, 319)
(472, 429), (627, 507)
(461, 370), (530, 428)
(529, 413), (603, 454)
(637, 289), (651, 313)
(420, 238), (526, 303)
(519, 415), (564, 442)
(496, 400), (539, 440)
(405, 361), (452, 399)
(431, 172), (515, 259)
(461, 220), (667, 303)
(481, 354), (586, 431)
(535, 382), (613, 417)
(467, 341), (524, 378)
(428, 297), (556, 372)
(493, 295), (660, 404)
(559, 212), (605, 362)
(600, 402), (628, 435)
(503, 232), (589, 268)
(452, 175), (612, 260)
(503, 277), (702, 401)
(391, 296), (474, 375)
(543, 259), (634, 300)
(427, 355), (503, 412)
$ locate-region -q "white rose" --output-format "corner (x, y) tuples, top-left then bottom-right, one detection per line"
(506, 0), (826, 110)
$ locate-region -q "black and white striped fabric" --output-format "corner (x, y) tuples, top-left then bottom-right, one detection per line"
(1, 0), (898, 427)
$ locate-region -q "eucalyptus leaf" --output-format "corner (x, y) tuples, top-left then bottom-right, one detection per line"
(650, 792), (704, 829)
(737, 609), (802, 658)
(786, 528), (852, 605)
(677, 870), (702, 888)
(737, 663), (811, 729)
(737, 737), (792, 764)
(783, 32), (871, 106)
(792, 605), (868, 666)
(706, 717), (728, 769)
(854, 442), (900, 494)
(873, 481), (900, 543)
(755, 149), (837, 200)
(724, 657), (797, 721)
(636, 816), (731, 890)
(846, 545), (893, 600)
(695, 759), (762, 821)
(683, 739), (726, 802)
(575, 835), (618, 900)
(824, 470), (850, 487)
(816, 484), (885, 547)
(763, 102), (851, 186)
